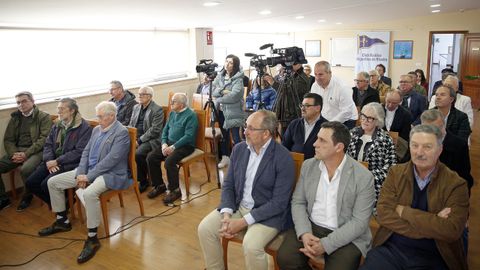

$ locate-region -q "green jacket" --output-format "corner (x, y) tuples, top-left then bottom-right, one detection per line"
(4, 106), (52, 158)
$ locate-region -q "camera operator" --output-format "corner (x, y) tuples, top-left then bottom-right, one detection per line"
(212, 54), (246, 169)
(196, 73), (212, 95)
(246, 75), (277, 111)
(264, 62), (310, 134)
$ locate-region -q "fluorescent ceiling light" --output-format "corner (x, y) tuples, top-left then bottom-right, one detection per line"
(203, 1), (222, 7)
(259, 10), (271, 15)
(430, 4), (441, 7)
(336, 22), (342, 25)
(295, 15), (304, 19)
(317, 19), (326, 23)
(431, 9), (441, 13)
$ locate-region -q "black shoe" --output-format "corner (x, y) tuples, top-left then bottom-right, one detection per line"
(77, 237), (101, 264)
(147, 185), (166, 199)
(38, 221), (72, 236)
(0, 198), (11, 211)
(139, 182), (149, 193)
(163, 189), (181, 205)
(16, 194), (33, 212)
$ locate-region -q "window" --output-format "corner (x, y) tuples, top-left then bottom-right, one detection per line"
(0, 28), (190, 106)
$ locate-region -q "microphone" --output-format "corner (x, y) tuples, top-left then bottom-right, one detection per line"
(245, 53), (257, 57)
(259, 43), (273, 50)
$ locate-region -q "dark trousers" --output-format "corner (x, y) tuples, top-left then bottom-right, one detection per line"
(146, 145), (194, 191)
(0, 152), (42, 200)
(25, 162), (65, 205)
(277, 223), (362, 270)
(343, 119), (356, 130)
(135, 142), (154, 184)
(359, 241), (448, 270)
(218, 111), (242, 157)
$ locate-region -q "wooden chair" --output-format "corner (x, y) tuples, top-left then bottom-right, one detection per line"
(72, 120), (145, 236)
(9, 114), (58, 200)
(221, 152), (304, 270)
(192, 93), (222, 153)
(178, 109), (210, 199)
(388, 131), (399, 146)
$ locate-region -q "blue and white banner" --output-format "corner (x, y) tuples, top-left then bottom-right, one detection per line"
(355, 32), (390, 75)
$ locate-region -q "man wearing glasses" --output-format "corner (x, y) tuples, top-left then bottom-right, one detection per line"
(0, 91), (52, 211)
(108, 80), (138, 126)
(352, 71), (380, 109)
(198, 110), (295, 270)
(146, 93), (197, 204)
(282, 93), (328, 160)
(398, 74), (426, 125)
(128, 86), (164, 193)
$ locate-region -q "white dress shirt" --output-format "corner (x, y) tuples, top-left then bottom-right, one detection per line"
(429, 93), (474, 128)
(311, 155), (347, 230)
(304, 115), (321, 143)
(310, 76), (358, 123)
(385, 106), (397, 131)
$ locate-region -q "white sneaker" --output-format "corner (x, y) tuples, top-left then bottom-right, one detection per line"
(218, 155), (230, 168)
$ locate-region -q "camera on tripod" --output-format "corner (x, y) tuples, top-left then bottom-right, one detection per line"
(196, 59), (218, 79)
(267, 46), (308, 68)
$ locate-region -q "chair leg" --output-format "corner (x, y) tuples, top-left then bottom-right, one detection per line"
(67, 189), (76, 220)
(203, 156), (211, 182)
(9, 171), (17, 200)
(118, 192), (124, 208)
(183, 166), (190, 197)
(221, 237), (230, 270)
(100, 198), (110, 236)
(271, 250), (280, 270)
(133, 184), (145, 216)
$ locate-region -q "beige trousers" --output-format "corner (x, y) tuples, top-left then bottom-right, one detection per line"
(197, 206), (279, 270)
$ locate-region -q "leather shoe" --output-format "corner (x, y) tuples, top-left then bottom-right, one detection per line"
(77, 237), (101, 264)
(147, 184), (166, 199)
(139, 181), (149, 193)
(163, 189), (181, 205)
(16, 194), (33, 212)
(0, 198), (11, 211)
(38, 221), (72, 236)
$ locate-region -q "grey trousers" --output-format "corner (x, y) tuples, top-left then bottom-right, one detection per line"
(47, 169), (108, 229)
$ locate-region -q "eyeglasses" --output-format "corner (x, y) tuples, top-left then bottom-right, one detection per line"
(244, 125), (267, 132)
(139, 93), (151, 97)
(354, 79), (368, 83)
(399, 81), (412, 84)
(16, 99), (32, 105)
(299, 104), (316, 109)
(170, 100), (178, 105)
(359, 113), (376, 123)
(109, 87), (120, 91)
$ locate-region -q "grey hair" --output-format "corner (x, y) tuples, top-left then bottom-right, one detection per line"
(315, 61), (332, 74)
(385, 88), (403, 99)
(95, 101), (117, 117)
(436, 85), (456, 98)
(368, 69), (380, 76)
(420, 109), (444, 125)
(257, 110), (278, 136)
(15, 91), (34, 102)
(59, 97), (79, 114)
(443, 75), (459, 89)
(138, 86), (154, 97)
(357, 71), (370, 80)
(410, 124), (443, 146)
(362, 102), (385, 128)
(173, 93), (188, 106)
(110, 80), (124, 91)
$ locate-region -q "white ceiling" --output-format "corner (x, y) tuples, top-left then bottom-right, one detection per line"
(1, 0), (479, 32)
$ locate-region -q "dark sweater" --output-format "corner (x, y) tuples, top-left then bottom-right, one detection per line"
(162, 108), (198, 148)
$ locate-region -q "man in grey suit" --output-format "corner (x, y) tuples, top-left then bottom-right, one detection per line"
(198, 110), (295, 270)
(278, 121), (375, 270)
(128, 86), (164, 193)
(37, 101), (131, 264)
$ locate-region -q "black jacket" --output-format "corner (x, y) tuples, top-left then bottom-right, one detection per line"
(352, 86), (380, 109)
(282, 116), (328, 160)
(445, 107), (471, 142)
(441, 132), (474, 191)
(384, 105), (412, 142)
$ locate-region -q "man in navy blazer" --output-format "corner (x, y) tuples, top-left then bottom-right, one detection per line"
(283, 93), (327, 159)
(383, 89), (412, 142)
(38, 101), (130, 264)
(399, 74), (426, 125)
(198, 110), (295, 270)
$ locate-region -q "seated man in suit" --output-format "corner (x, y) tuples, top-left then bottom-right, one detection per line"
(352, 71), (380, 109)
(282, 93), (328, 160)
(38, 101), (131, 264)
(383, 89), (412, 142)
(0, 91), (52, 211)
(198, 110), (295, 270)
(146, 93), (198, 203)
(432, 85), (471, 142)
(399, 74), (426, 125)
(108, 80), (137, 125)
(278, 121), (375, 270)
(360, 125), (469, 270)
(128, 86), (164, 193)
(25, 98), (92, 209)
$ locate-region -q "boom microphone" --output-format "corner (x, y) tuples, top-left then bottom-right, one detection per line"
(259, 43), (273, 50)
(245, 53), (257, 57)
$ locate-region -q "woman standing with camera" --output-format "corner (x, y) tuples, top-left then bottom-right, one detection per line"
(213, 54), (246, 168)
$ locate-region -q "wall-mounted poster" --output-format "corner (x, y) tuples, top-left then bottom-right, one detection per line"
(393, 40), (413, 59)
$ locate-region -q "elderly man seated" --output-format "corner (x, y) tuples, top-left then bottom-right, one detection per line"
(38, 101), (131, 264)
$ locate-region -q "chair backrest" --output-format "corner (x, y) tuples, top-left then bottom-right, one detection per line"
(290, 152), (304, 186)
(360, 161), (369, 169)
(88, 119), (99, 127)
(193, 109), (207, 151)
(192, 93), (206, 110)
(388, 131), (399, 146)
(126, 126), (138, 183)
(162, 106), (169, 123)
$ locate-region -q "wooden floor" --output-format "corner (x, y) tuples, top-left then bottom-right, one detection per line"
(0, 110), (479, 270)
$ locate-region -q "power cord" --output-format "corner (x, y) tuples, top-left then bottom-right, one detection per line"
(0, 184), (220, 268)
